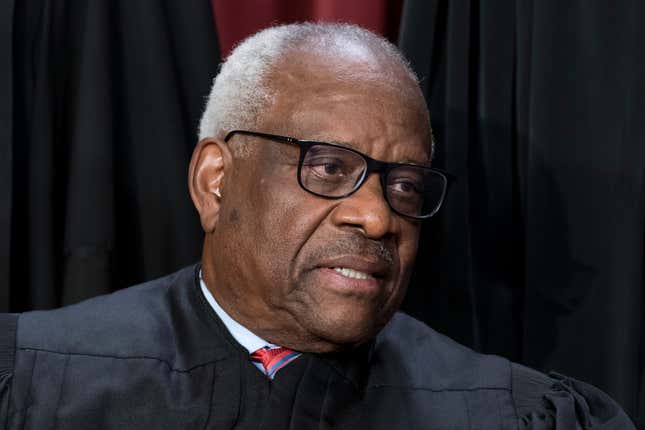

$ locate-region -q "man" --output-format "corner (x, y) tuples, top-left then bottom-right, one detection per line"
(0, 23), (634, 429)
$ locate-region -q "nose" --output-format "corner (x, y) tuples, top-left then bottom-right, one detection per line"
(330, 174), (396, 239)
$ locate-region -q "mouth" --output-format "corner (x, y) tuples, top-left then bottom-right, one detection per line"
(307, 255), (392, 295)
(332, 267), (375, 280)
(312, 267), (381, 295)
(315, 256), (389, 280)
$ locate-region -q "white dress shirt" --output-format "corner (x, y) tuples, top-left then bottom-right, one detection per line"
(199, 272), (276, 372)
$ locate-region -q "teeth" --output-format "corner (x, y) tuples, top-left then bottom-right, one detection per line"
(333, 267), (371, 280)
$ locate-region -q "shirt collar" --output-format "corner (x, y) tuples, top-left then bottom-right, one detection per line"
(199, 271), (276, 354)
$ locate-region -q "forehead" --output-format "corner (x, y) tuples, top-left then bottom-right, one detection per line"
(260, 51), (432, 164)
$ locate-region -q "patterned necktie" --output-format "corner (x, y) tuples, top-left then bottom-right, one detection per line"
(250, 346), (301, 379)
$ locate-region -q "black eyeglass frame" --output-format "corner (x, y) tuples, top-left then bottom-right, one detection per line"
(224, 130), (456, 219)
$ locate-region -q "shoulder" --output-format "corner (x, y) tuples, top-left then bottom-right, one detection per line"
(370, 312), (512, 391)
(511, 363), (636, 429)
(372, 313), (635, 428)
(364, 314), (516, 428)
(15, 265), (220, 368)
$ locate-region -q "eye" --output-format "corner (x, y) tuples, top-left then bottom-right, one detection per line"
(389, 178), (423, 196)
(305, 157), (349, 180)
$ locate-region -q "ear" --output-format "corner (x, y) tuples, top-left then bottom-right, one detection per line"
(188, 138), (234, 233)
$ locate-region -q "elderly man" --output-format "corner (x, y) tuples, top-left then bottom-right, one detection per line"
(0, 23), (634, 429)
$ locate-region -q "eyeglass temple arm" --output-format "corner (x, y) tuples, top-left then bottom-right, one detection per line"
(224, 130), (300, 147)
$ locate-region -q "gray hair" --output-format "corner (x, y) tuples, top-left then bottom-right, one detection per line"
(198, 23), (423, 152)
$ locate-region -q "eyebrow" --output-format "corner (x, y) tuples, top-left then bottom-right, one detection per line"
(311, 137), (432, 167)
(306, 135), (358, 149)
(400, 158), (432, 167)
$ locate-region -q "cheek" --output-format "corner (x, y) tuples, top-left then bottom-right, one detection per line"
(227, 207), (241, 224)
(266, 188), (323, 246)
(250, 171), (327, 285)
(396, 225), (421, 276)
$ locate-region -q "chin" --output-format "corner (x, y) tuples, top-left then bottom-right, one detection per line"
(302, 309), (391, 352)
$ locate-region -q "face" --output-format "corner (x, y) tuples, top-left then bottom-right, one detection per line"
(196, 53), (431, 353)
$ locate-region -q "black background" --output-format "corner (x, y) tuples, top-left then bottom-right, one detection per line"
(399, 1), (644, 425)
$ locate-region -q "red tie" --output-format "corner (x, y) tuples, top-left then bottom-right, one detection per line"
(250, 346), (301, 379)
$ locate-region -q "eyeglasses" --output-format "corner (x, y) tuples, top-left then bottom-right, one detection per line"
(224, 130), (454, 220)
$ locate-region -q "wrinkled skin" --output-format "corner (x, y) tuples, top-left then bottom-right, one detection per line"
(189, 49), (432, 353)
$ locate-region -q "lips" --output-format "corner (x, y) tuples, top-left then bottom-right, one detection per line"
(333, 267), (373, 280)
(315, 255), (390, 280)
(301, 255), (392, 296)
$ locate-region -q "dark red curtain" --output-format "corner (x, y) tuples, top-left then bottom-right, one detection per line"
(212, 0), (403, 56)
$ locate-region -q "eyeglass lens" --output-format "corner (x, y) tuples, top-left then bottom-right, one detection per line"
(300, 144), (446, 218)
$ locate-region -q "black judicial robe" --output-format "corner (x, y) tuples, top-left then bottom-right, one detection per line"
(0, 266), (635, 429)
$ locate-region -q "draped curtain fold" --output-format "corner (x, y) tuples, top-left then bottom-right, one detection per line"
(398, 1), (644, 425)
(1, 0), (219, 311)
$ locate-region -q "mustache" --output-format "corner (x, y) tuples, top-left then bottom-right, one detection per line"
(308, 235), (395, 267)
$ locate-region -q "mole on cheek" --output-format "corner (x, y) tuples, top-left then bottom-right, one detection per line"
(229, 208), (241, 224)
